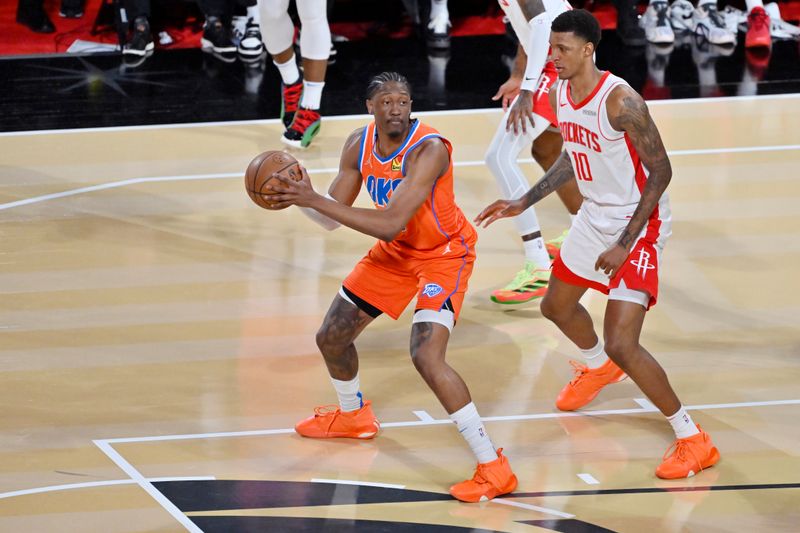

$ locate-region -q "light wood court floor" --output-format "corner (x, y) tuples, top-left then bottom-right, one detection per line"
(1, 94), (799, 532)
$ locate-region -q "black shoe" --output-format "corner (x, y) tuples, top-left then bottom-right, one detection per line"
(238, 19), (264, 57)
(123, 16), (154, 56)
(60, 0), (84, 18)
(16, 0), (55, 33)
(616, 2), (647, 46)
(202, 16), (237, 54)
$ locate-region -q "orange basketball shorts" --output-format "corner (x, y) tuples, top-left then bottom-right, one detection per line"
(342, 240), (475, 321)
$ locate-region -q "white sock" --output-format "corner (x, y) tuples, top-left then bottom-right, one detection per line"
(246, 4), (260, 23)
(667, 406), (700, 439)
(331, 375), (362, 412)
(450, 402), (498, 464)
(581, 340), (609, 369)
(523, 237), (551, 267)
(300, 80), (325, 110)
(274, 56), (300, 85)
(745, 0), (764, 12)
(431, 0), (448, 20)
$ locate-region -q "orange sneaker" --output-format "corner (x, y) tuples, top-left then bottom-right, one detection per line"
(294, 401), (380, 439)
(656, 426), (720, 479)
(449, 449), (518, 503)
(555, 359), (627, 411)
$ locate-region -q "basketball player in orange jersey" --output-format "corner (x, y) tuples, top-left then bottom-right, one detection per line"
(475, 10), (720, 479)
(486, 0), (584, 305)
(264, 72), (518, 502)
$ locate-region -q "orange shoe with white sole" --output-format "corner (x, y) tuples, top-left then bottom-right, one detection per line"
(555, 359), (627, 411)
(656, 426), (720, 479)
(449, 448), (518, 503)
(294, 400), (380, 439)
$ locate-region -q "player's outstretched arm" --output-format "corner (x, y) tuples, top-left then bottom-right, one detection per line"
(474, 149), (574, 228)
(594, 86), (672, 276)
(607, 86), (672, 251)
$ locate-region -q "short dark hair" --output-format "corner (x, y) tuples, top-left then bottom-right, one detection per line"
(366, 72), (412, 100)
(551, 9), (602, 49)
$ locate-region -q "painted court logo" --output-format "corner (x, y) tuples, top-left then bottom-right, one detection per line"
(630, 248), (656, 279)
(422, 283), (443, 298)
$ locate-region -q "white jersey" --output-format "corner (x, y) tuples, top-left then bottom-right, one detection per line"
(498, 0), (571, 56)
(554, 71), (671, 242)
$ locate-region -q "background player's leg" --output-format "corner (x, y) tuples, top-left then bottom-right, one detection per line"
(484, 111), (553, 304)
(281, 0), (331, 148)
(541, 277), (626, 410)
(604, 299), (719, 478)
(259, 0), (302, 132)
(409, 318), (517, 502)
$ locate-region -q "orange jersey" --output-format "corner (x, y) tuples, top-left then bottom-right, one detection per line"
(357, 119), (477, 259)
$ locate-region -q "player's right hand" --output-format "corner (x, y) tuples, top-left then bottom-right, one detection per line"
(473, 199), (525, 228)
(492, 76), (522, 112)
(506, 90), (535, 136)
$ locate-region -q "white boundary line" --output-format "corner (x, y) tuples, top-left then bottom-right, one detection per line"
(0, 476), (214, 500)
(90, 397), (800, 531)
(2, 143), (799, 212)
(93, 440), (203, 533)
(99, 398), (800, 444)
(577, 473), (600, 485)
(492, 497), (575, 518)
(2, 92), (797, 137)
(413, 410), (437, 422)
(311, 478), (406, 489)
(633, 398), (659, 412)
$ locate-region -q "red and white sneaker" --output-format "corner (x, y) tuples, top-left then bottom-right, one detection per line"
(295, 401), (380, 439)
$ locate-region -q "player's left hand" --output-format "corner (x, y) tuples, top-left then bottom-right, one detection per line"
(506, 89), (535, 135)
(595, 243), (629, 278)
(265, 165), (318, 209)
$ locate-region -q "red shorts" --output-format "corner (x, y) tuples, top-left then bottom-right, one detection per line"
(532, 61), (558, 127)
(552, 239), (660, 310)
(343, 241), (475, 321)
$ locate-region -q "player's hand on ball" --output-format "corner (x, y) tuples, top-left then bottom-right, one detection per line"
(595, 243), (629, 278)
(266, 166), (317, 209)
(473, 199), (525, 228)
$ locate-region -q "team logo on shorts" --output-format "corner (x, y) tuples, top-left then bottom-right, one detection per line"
(422, 283), (443, 298)
(630, 248), (656, 279)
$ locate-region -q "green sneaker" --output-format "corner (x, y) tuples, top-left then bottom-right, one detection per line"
(546, 229), (569, 260)
(490, 261), (551, 304)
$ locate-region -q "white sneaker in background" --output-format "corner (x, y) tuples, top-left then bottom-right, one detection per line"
(669, 0), (695, 32)
(641, 1), (676, 44)
(764, 2), (800, 39)
(693, 3), (737, 45)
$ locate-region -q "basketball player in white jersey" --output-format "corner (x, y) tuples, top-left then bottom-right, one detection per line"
(259, 0), (330, 148)
(486, 0), (583, 305)
(475, 9), (720, 479)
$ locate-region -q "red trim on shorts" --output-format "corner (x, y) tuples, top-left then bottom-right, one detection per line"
(552, 255), (609, 294)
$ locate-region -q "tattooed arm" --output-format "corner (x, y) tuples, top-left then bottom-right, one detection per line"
(474, 150), (575, 228)
(594, 85), (672, 276)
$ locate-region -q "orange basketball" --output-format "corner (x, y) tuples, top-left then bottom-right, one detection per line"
(244, 150), (302, 210)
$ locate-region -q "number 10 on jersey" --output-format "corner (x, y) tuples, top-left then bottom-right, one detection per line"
(571, 151), (594, 181)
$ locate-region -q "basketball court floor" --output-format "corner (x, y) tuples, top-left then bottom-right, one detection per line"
(0, 94), (798, 532)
